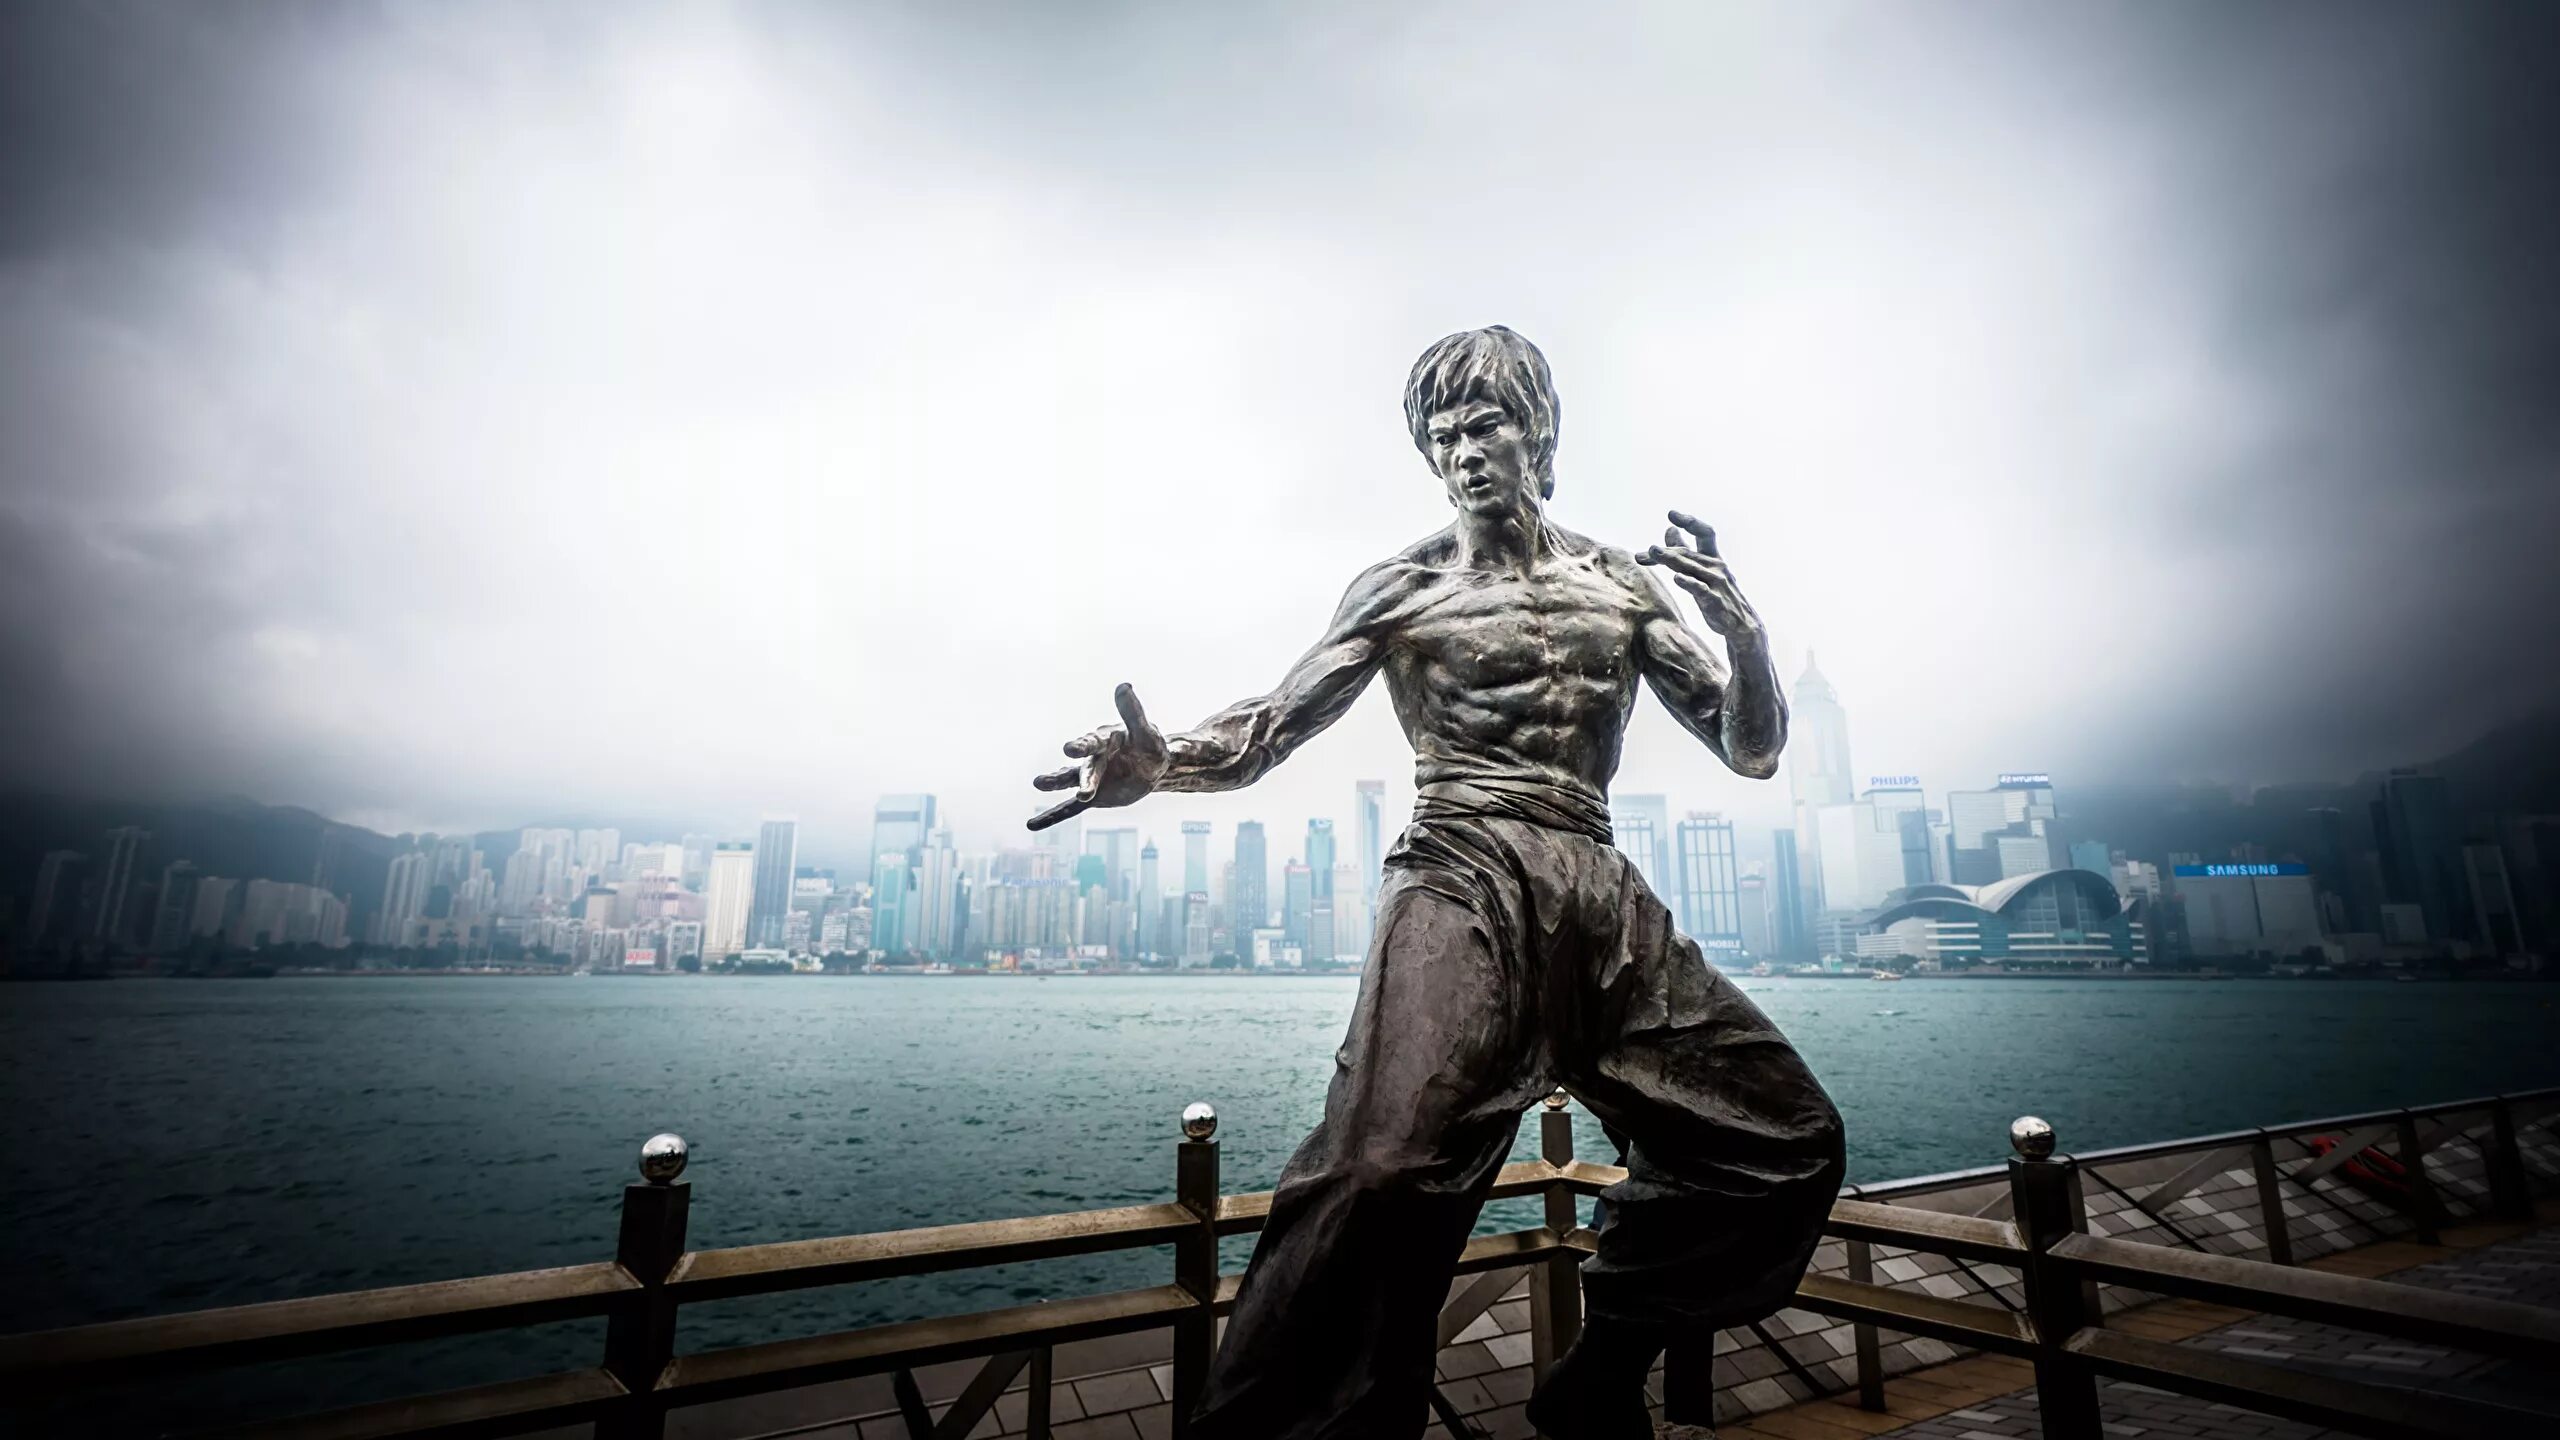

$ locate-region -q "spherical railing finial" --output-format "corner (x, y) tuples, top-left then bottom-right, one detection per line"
(1181, 1101), (1218, 1141)
(2009, 1115), (2056, 1161)
(639, 1131), (689, 1184)
(1545, 1087), (1571, 1111)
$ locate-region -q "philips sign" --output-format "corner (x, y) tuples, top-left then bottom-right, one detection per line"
(1866, 775), (1921, 790)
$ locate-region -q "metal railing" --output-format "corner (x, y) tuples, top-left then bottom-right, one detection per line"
(3, 1087), (2555, 1440)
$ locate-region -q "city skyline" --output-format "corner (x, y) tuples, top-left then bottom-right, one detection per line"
(3, 4), (2556, 853)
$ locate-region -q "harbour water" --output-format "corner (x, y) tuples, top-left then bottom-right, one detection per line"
(3, 974), (2554, 1427)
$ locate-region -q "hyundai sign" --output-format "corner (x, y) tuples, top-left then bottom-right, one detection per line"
(1997, 772), (2051, 787)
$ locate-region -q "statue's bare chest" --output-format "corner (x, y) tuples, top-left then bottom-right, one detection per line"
(1395, 566), (1644, 690)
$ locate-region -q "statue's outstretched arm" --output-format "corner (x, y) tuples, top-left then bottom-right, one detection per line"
(1634, 511), (1787, 781)
(1027, 561), (1408, 829)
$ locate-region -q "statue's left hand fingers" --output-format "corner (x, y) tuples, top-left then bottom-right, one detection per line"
(1032, 764), (1083, 792)
(1668, 510), (1719, 558)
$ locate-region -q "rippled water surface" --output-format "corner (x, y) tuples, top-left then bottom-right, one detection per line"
(3, 974), (2553, 1426)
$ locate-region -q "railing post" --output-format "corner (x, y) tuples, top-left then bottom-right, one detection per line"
(1027, 1346), (1054, 1440)
(1172, 1101), (1220, 1437)
(2250, 1129), (2293, 1266)
(1843, 1185), (1885, 1412)
(2488, 1096), (2535, 1222)
(1530, 1090), (1584, 1386)
(2007, 1117), (2101, 1440)
(601, 1132), (692, 1440)
(2394, 1109), (2441, 1243)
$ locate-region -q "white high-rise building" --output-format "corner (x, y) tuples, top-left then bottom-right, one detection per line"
(1355, 781), (1386, 911)
(703, 842), (755, 960)
(1181, 821), (1212, 899)
(1611, 794), (1672, 897)
(1785, 653), (1855, 915)
(378, 850), (432, 946)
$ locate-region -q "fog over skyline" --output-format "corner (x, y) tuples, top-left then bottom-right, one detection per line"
(2, 1), (2555, 858)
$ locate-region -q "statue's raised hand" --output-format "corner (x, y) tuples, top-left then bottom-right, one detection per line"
(1028, 683), (1170, 831)
(1639, 510), (1761, 639)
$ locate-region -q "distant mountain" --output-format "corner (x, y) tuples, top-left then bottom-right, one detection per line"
(2401, 709), (2560, 817)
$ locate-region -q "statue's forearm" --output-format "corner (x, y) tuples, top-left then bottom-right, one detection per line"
(1716, 625), (1787, 779)
(1159, 699), (1290, 794)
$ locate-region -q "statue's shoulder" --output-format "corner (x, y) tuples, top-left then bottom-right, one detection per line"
(1328, 530), (1456, 630)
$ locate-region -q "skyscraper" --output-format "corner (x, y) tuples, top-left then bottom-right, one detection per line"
(1305, 820), (1336, 900)
(27, 849), (87, 946)
(378, 849), (432, 947)
(93, 826), (148, 945)
(1354, 781), (1385, 910)
(704, 843), (755, 960)
(149, 861), (200, 953)
(1673, 812), (1742, 955)
(1284, 861), (1313, 945)
(1086, 827), (1139, 904)
(2372, 769), (2459, 942)
(1232, 822), (1269, 932)
(1137, 840), (1162, 956)
(748, 818), (799, 950)
(1770, 829), (1810, 959)
(1611, 794), (1672, 897)
(873, 794), (939, 872)
(1181, 821), (1211, 899)
(1786, 653), (1855, 915)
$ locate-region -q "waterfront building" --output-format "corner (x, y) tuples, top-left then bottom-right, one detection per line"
(2174, 863), (2321, 960)
(377, 850), (432, 947)
(1306, 820), (1336, 899)
(914, 831), (965, 957)
(1612, 794), (1671, 897)
(2460, 842), (2523, 955)
(1672, 812), (1743, 959)
(1181, 822), (1211, 898)
(746, 818), (798, 951)
(1355, 781), (1385, 911)
(1770, 829), (1810, 959)
(873, 794), (939, 869)
(1085, 826), (1139, 904)
(1738, 873), (1773, 959)
(148, 861), (200, 953)
(2371, 770), (2459, 942)
(188, 877), (237, 939)
(703, 842), (755, 960)
(92, 826), (147, 946)
(2069, 840), (2112, 878)
(1138, 841), (1163, 956)
(1232, 822), (1269, 933)
(1785, 653), (1856, 916)
(1867, 870), (2148, 967)
(1814, 784), (1926, 914)
(26, 849), (88, 946)
(1183, 891), (1212, 964)
(1946, 773), (2059, 885)
(680, 833), (715, 890)
(1330, 861), (1369, 963)
(1283, 861), (1313, 945)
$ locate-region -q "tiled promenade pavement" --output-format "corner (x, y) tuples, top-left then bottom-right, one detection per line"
(1720, 1224), (2560, 1440)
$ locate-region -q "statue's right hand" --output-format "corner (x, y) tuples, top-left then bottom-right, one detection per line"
(1027, 683), (1169, 831)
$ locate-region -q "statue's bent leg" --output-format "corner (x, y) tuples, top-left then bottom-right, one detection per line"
(1193, 857), (1546, 1440)
(1564, 859), (1846, 1333)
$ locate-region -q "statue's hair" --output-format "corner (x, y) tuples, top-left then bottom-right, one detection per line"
(1403, 325), (1560, 497)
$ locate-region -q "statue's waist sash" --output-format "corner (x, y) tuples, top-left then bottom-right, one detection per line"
(1410, 778), (1614, 845)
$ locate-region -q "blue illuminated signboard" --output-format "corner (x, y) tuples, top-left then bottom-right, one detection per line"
(2171, 863), (2309, 878)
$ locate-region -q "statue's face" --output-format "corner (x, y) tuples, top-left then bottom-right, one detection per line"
(1424, 399), (1540, 520)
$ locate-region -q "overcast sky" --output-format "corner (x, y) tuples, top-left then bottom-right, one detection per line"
(2, 0), (2553, 862)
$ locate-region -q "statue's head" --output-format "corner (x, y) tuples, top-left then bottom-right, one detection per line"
(1404, 326), (1559, 518)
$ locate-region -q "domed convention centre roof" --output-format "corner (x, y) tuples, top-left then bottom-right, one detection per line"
(1869, 868), (2125, 928)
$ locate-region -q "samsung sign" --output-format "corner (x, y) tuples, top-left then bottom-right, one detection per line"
(2172, 863), (2309, 878)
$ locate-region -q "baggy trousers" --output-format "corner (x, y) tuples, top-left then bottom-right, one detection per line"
(1191, 785), (1846, 1439)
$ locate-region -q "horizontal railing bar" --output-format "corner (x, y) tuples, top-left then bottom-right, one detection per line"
(1825, 1198), (2026, 1260)
(0, 1262), (639, 1389)
(656, 1284), (1197, 1408)
(201, 1366), (628, 1440)
(1843, 1162), (2011, 1200)
(2048, 1233), (2560, 1363)
(2067, 1127), (2261, 1167)
(666, 1203), (1198, 1302)
(1793, 1273), (2036, 1356)
(2065, 1327), (2547, 1440)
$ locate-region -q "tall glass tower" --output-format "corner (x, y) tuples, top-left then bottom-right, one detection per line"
(747, 818), (798, 950)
